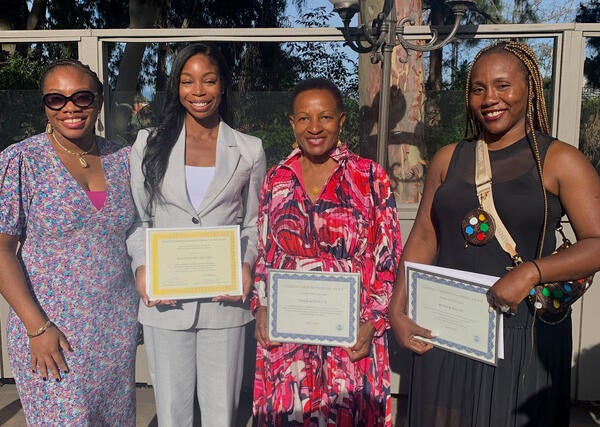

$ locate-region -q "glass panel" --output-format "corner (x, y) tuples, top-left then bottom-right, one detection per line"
(391, 36), (557, 206)
(0, 90), (46, 150)
(580, 36), (600, 174)
(102, 41), (359, 167)
(0, 42), (78, 150)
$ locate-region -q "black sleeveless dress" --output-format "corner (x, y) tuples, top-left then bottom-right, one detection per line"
(407, 133), (572, 427)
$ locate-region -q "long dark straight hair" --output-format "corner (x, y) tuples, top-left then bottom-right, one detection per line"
(141, 43), (232, 210)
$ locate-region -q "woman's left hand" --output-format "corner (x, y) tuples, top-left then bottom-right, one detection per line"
(344, 321), (375, 362)
(486, 262), (539, 314)
(212, 262), (252, 304)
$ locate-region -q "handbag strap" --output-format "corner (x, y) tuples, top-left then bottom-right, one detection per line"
(475, 140), (523, 265)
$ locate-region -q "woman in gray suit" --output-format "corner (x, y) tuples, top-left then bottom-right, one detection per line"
(127, 43), (266, 427)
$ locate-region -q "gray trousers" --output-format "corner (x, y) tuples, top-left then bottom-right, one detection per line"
(143, 324), (246, 427)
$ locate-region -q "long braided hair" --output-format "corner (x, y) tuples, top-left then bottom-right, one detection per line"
(465, 40), (552, 256)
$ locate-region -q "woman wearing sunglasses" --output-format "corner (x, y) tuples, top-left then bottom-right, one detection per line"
(0, 59), (138, 425)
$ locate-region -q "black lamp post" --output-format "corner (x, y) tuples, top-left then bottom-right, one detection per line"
(329, 0), (475, 168)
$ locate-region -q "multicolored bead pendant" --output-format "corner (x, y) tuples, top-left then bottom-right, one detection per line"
(461, 208), (496, 246)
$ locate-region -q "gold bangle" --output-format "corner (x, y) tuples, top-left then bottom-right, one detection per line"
(27, 320), (53, 338)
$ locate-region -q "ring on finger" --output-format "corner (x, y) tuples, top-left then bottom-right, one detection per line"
(499, 304), (511, 313)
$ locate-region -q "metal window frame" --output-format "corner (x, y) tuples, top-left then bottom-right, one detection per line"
(1, 24), (597, 141)
(1, 24), (599, 211)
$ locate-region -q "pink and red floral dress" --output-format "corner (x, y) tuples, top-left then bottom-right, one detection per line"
(251, 144), (402, 426)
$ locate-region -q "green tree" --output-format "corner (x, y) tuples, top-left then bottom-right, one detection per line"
(509, 0), (539, 23)
(0, 0), (46, 33)
(576, 0), (600, 89)
(0, 52), (46, 148)
(422, 0), (502, 157)
(577, 0), (600, 172)
(423, 0), (502, 93)
(285, 6), (359, 152)
(0, 0), (360, 166)
(580, 94), (600, 173)
(238, 6), (360, 166)
(0, 1), (294, 140)
(102, 0), (297, 144)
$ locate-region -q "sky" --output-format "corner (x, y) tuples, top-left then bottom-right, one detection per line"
(285, 0), (583, 25)
(282, 0), (583, 82)
(285, 0), (342, 26)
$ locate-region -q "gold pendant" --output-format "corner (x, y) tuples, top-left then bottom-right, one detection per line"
(79, 156), (89, 168)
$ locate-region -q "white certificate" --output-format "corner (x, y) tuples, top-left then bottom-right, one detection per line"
(146, 226), (242, 300)
(267, 270), (360, 347)
(405, 262), (502, 365)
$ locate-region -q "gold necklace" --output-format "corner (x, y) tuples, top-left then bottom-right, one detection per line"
(50, 132), (96, 168)
(310, 184), (323, 196)
(309, 178), (329, 197)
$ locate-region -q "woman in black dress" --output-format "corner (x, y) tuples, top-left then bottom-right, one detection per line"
(390, 41), (600, 426)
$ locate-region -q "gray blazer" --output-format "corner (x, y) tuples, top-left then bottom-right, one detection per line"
(126, 121), (266, 330)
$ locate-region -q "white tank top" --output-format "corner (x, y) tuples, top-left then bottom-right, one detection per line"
(185, 165), (215, 210)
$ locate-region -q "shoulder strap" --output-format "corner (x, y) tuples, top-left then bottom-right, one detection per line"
(475, 140), (523, 265)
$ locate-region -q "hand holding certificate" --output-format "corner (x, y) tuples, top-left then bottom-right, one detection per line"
(405, 262), (503, 365)
(145, 226), (243, 300)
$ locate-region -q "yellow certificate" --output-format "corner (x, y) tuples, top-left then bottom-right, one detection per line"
(146, 226), (242, 300)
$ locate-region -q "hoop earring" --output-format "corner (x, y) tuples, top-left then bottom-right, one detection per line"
(46, 122), (53, 134)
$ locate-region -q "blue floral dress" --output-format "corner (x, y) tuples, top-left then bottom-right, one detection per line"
(0, 133), (138, 426)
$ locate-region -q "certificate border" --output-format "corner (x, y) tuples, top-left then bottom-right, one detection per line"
(145, 225), (242, 300)
(267, 269), (360, 347)
(407, 267), (498, 366)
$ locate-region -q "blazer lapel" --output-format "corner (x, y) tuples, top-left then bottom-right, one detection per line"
(197, 121), (240, 215)
(163, 126), (197, 216)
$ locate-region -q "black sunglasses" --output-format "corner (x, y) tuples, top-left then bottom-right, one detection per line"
(42, 90), (97, 110)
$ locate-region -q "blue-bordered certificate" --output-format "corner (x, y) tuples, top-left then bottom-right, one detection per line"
(406, 262), (501, 366)
(267, 270), (360, 347)
(146, 226), (242, 300)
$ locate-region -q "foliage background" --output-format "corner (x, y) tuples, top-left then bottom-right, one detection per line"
(0, 1), (599, 170)
(0, 3), (362, 167)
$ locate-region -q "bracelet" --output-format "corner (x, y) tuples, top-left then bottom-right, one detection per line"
(27, 320), (53, 338)
(529, 260), (543, 284)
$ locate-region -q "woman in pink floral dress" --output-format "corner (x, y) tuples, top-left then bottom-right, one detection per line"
(251, 78), (402, 426)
